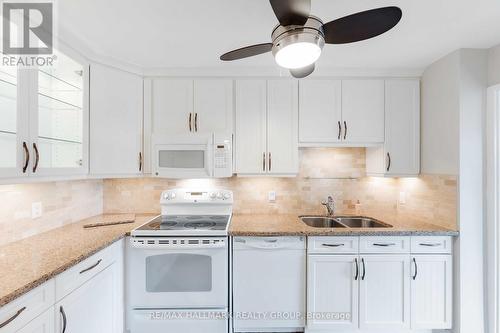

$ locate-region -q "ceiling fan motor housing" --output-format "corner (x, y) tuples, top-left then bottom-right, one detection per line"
(271, 16), (325, 58)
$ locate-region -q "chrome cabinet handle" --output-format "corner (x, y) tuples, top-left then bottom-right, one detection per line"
(195, 113), (198, 132)
(373, 243), (396, 247)
(343, 121), (347, 140)
(361, 258), (366, 280)
(22, 142), (29, 173)
(188, 113), (192, 132)
(79, 259), (102, 274)
(354, 258), (359, 281)
(337, 121), (341, 140)
(60, 306), (67, 333)
(139, 152), (142, 172)
(419, 242), (441, 247)
(33, 143), (39, 173)
(386, 152), (391, 172)
(412, 257), (418, 280)
(268, 152), (271, 172)
(322, 243), (344, 247)
(262, 152), (266, 172)
(0, 306), (26, 329)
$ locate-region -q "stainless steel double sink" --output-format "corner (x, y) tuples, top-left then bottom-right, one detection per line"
(300, 216), (391, 228)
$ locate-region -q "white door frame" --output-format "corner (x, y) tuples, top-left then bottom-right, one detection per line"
(486, 84), (500, 333)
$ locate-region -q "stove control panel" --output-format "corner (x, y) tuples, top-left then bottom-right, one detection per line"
(161, 189), (233, 204)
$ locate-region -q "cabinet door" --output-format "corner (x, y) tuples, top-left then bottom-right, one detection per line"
(152, 78), (192, 134)
(55, 264), (120, 333)
(0, 66), (28, 178)
(341, 80), (384, 143)
(89, 63), (143, 176)
(194, 79), (233, 133)
(32, 50), (89, 176)
(267, 79), (298, 174)
(359, 255), (410, 330)
(411, 255), (452, 329)
(384, 79), (420, 175)
(299, 80), (342, 143)
(16, 307), (54, 333)
(234, 80), (267, 174)
(307, 255), (359, 330)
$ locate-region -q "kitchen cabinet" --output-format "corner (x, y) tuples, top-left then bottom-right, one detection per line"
(15, 307), (54, 333)
(411, 255), (452, 329)
(89, 63), (143, 176)
(341, 80), (385, 144)
(233, 237), (306, 332)
(234, 79), (298, 175)
(307, 255), (359, 330)
(366, 79), (420, 176)
(299, 80), (342, 143)
(150, 78), (233, 135)
(359, 254), (411, 330)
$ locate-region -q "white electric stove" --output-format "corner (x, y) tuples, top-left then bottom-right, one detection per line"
(127, 189), (232, 333)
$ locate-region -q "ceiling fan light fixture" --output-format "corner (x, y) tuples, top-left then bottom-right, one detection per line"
(274, 41), (322, 69)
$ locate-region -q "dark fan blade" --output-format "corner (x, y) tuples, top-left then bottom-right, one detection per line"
(290, 63), (315, 78)
(270, 0), (310, 26)
(322, 6), (402, 44)
(220, 43), (273, 61)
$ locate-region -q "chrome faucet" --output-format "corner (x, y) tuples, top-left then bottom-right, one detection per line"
(322, 195), (335, 217)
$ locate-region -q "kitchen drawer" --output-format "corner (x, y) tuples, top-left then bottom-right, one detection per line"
(411, 236), (452, 254)
(0, 280), (54, 332)
(308, 236), (359, 254)
(359, 236), (410, 253)
(55, 240), (121, 301)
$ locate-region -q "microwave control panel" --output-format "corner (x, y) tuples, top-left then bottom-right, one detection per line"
(213, 134), (233, 177)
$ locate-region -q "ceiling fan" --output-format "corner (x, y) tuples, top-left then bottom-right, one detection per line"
(220, 0), (402, 78)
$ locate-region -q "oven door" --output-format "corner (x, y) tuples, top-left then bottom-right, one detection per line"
(153, 143), (213, 178)
(127, 237), (228, 309)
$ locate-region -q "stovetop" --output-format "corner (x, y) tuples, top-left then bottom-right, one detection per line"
(132, 214), (231, 236)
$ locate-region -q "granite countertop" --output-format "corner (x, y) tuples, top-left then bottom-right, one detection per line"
(229, 213), (459, 237)
(0, 214), (154, 307)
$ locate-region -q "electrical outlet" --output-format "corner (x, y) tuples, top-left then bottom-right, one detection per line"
(268, 191), (276, 202)
(32, 202), (42, 219)
(399, 191), (406, 205)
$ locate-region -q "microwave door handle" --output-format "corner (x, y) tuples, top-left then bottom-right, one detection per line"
(207, 143), (214, 177)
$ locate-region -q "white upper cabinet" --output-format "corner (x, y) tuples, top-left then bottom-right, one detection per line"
(0, 49), (89, 180)
(366, 79), (420, 176)
(267, 79), (298, 175)
(234, 79), (298, 176)
(359, 255), (411, 330)
(341, 79), (385, 144)
(151, 78), (232, 135)
(193, 79), (233, 134)
(234, 80), (267, 174)
(89, 63), (143, 176)
(299, 80), (342, 143)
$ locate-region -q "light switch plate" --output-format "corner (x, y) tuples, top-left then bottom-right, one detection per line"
(32, 202), (42, 219)
(399, 191), (406, 205)
(268, 191), (276, 202)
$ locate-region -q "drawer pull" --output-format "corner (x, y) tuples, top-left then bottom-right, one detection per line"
(322, 243), (344, 247)
(373, 243), (396, 247)
(419, 242), (441, 247)
(0, 306), (26, 328)
(79, 259), (102, 274)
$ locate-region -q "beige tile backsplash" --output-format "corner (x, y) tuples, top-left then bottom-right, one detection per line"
(0, 148), (458, 246)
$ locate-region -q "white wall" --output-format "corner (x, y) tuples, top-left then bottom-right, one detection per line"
(488, 44), (500, 86)
(421, 49), (488, 333)
(421, 51), (460, 175)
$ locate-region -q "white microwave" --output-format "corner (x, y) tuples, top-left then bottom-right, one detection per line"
(152, 133), (233, 178)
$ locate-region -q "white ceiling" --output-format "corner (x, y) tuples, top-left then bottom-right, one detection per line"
(57, 0), (500, 73)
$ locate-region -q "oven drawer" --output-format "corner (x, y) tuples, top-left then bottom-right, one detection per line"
(128, 309), (228, 333)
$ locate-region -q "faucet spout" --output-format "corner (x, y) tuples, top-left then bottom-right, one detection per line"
(322, 195), (335, 217)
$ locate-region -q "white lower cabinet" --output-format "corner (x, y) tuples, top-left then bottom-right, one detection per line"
(307, 255), (358, 330)
(15, 307), (54, 333)
(411, 255), (452, 329)
(306, 236), (452, 332)
(359, 255), (410, 330)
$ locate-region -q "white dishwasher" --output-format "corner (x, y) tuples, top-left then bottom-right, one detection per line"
(232, 236), (306, 332)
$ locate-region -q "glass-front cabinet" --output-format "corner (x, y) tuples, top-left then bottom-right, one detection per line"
(0, 48), (89, 179)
